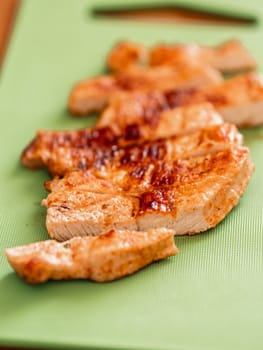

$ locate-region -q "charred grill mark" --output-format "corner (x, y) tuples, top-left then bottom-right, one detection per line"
(60, 205), (70, 210)
(143, 102), (165, 126)
(73, 138), (168, 172)
(69, 149), (92, 171)
(164, 88), (197, 108)
(151, 164), (176, 186)
(150, 161), (194, 186)
(90, 147), (120, 170)
(124, 124), (141, 140)
(92, 154), (111, 169)
(133, 88), (198, 130)
(54, 135), (169, 172)
(205, 94), (228, 107)
(89, 127), (119, 147)
(120, 140), (167, 166)
(120, 147), (141, 165)
(70, 147), (116, 171)
(140, 189), (175, 213)
(49, 127), (120, 150)
(130, 165), (149, 180)
(142, 142), (167, 160)
(141, 94), (169, 127)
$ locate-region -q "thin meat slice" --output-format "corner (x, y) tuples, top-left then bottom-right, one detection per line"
(46, 123), (241, 177)
(98, 102), (223, 135)
(98, 73), (263, 128)
(33, 123), (242, 176)
(42, 146), (254, 241)
(107, 39), (256, 73)
(150, 39), (256, 73)
(5, 228), (178, 283)
(22, 122), (239, 177)
(68, 64), (222, 116)
(22, 103), (223, 174)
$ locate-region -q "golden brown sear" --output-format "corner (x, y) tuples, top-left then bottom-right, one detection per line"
(22, 117), (236, 177)
(42, 144), (254, 241)
(99, 73), (263, 128)
(68, 64), (222, 116)
(22, 103), (224, 175)
(107, 39), (256, 73)
(5, 228), (178, 283)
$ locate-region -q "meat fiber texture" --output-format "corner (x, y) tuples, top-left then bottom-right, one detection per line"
(5, 228), (178, 283)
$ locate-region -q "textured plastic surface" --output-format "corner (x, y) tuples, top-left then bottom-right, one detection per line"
(0, 1), (263, 349)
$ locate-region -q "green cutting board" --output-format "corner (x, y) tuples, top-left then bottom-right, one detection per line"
(0, 1), (263, 349)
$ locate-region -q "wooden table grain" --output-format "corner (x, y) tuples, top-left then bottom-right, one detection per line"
(0, 0), (20, 68)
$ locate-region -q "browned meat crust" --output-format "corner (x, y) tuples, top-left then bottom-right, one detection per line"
(5, 228), (178, 283)
(25, 122), (241, 177)
(98, 73), (263, 128)
(22, 103), (224, 174)
(107, 39), (256, 73)
(68, 64), (222, 116)
(43, 145), (254, 240)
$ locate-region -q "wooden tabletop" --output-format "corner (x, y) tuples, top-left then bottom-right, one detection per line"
(0, 0), (20, 69)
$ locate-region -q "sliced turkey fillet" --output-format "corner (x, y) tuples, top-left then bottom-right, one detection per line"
(22, 122), (239, 177)
(22, 103), (224, 174)
(98, 102), (223, 135)
(68, 64), (222, 116)
(150, 39), (256, 73)
(107, 39), (256, 73)
(43, 146), (254, 241)
(5, 228), (178, 283)
(44, 123), (241, 177)
(98, 73), (263, 128)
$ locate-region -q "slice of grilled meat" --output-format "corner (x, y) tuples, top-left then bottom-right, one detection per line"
(98, 73), (263, 128)
(24, 123), (241, 177)
(150, 39), (256, 73)
(68, 64), (222, 116)
(42, 145), (254, 241)
(107, 39), (256, 73)
(98, 100), (223, 135)
(5, 228), (178, 283)
(22, 103), (224, 174)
